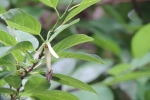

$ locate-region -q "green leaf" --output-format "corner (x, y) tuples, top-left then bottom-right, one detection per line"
(12, 50), (25, 62)
(0, 87), (16, 94)
(26, 50), (38, 63)
(93, 34), (121, 56)
(1, 54), (15, 64)
(49, 19), (80, 42)
(0, 71), (13, 80)
(0, 59), (13, 66)
(52, 74), (97, 94)
(31, 90), (79, 100)
(0, 30), (17, 46)
(1, 8), (41, 35)
(57, 51), (105, 64)
(4, 75), (22, 88)
(0, 5), (6, 14)
(108, 64), (131, 76)
(63, 0), (99, 24)
(53, 34), (93, 52)
(0, 54), (16, 71)
(24, 75), (50, 94)
(15, 30), (39, 49)
(102, 71), (150, 85)
(0, 41), (34, 58)
(132, 24), (150, 58)
(39, 0), (58, 9)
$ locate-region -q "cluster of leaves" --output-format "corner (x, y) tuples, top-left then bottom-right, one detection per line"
(0, 0), (107, 100)
(74, 3), (150, 100)
(1, 0), (150, 100)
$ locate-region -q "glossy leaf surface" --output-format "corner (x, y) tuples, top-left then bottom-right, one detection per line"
(0, 41), (34, 58)
(32, 90), (79, 100)
(0, 71), (13, 80)
(52, 74), (97, 94)
(58, 51), (105, 64)
(49, 19), (80, 42)
(0, 30), (17, 46)
(132, 24), (150, 58)
(15, 30), (39, 49)
(54, 34), (93, 52)
(1, 8), (41, 35)
(63, 0), (99, 24)
(0, 87), (16, 94)
(24, 76), (50, 93)
(4, 75), (22, 88)
(39, 0), (58, 9)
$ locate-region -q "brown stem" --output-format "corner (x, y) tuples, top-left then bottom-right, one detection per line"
(21, 62), (38, 79)
(21, 53), (44, 79)
(21, 67), (27, 74)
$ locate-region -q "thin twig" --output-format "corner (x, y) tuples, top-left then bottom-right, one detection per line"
(21, 53), (44, 79)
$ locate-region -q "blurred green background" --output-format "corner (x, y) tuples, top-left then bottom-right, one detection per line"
(1, 0), (150, 100)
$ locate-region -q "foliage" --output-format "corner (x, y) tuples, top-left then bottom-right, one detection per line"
(1, 0), (150, 100)
(0, 0), (102, 100)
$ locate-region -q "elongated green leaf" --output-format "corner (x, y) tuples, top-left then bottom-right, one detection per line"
(1, 8), (41, 35)
(0, 41), (34, 58)
(0, 5), (6, 14)
(0, 71), (13, 80)
(24, 76), (50, 93)
(132, 24), (150, 58)
(4, 75), (22, 88)
(39, 0), (58, 9)
(32, 90), (79, 100)
(0, 30), (17, 46)
(49, 19), (80, 42)
(15, 30), (39, 49)
(53, 34), (93, 52)
(57, 51), (105, 64)
(63, 0), (99, 24)
(0, 87), (16, 94)
(102, 71), (150, 85)
(52, 74), (97, 94)
(108, 64), (131, 76)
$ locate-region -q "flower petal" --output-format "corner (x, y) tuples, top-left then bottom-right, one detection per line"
(44, 44), (51, 72)
(34, 44), (44, 59)
(47, 42), (59, 58)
